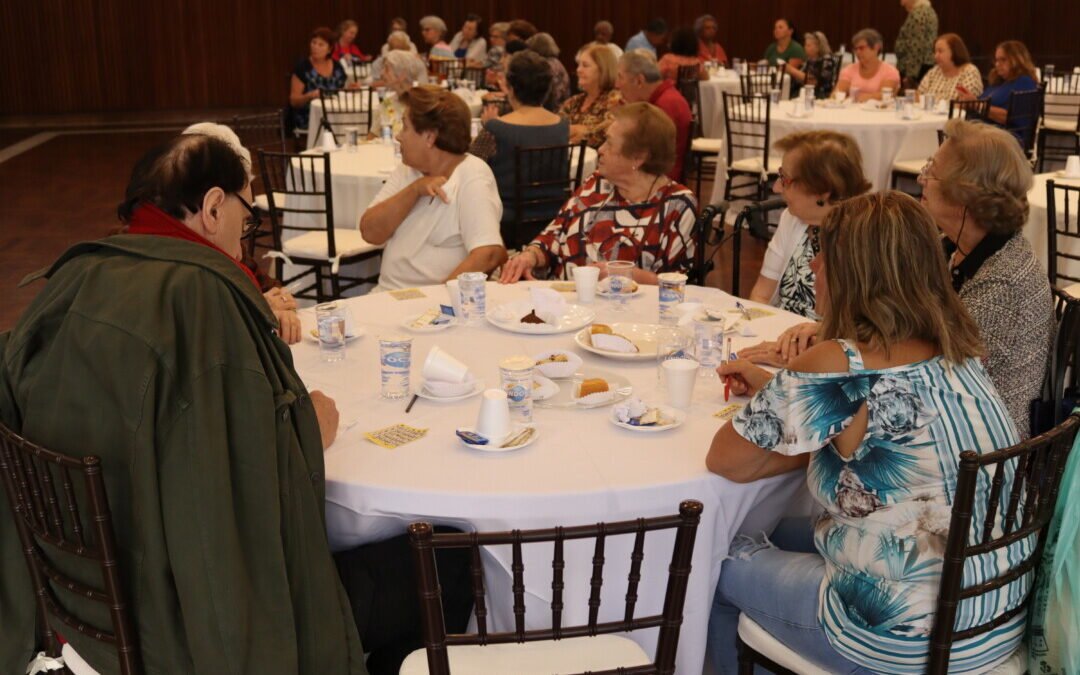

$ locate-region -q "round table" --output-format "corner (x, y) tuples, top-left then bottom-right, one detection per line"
(698, 71), (744, 139)
(1026, 172), (1080, 279)
(291, 281), (812, 674)
(306, 91), (381, 150)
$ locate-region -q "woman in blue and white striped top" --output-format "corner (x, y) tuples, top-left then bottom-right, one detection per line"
(706, 191), (1026, 674)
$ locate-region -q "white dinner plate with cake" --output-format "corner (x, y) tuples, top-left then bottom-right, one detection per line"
(533, 369), (632, 409)
(486, 299), (595, 335)
(574, 323), (683, 361)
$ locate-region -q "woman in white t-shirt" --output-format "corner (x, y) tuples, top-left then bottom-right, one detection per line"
(748, 130), (871, 321)
(360, 86), (507, 291)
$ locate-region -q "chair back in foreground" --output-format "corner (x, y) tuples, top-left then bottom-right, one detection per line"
(509, 141), (588, 251)
(928, 414), (1080, 673)
(688, 202), (728, 288)
(318, 88), (376, 140)
(948, 98), (991, 121)
(0, 422), (141, 675)
(1047, 180), (1080, 289)
(1005, 87), (1045, 161)
(1032, 289), (1080, 436)
(407, 500), (703, 675)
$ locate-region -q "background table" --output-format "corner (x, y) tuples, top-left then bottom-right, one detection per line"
(291, 282), (813, 674)
(1026, 172), (1080, 279)
(698, 70), (793, 140)
(306, 90), (381, 150)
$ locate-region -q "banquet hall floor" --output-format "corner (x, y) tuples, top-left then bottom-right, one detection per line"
(0, 126), (767, 330)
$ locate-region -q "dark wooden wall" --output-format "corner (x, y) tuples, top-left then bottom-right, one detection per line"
(1, 0), (1076, 116)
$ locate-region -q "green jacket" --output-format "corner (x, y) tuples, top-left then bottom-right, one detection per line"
(0, 235), (367, 675)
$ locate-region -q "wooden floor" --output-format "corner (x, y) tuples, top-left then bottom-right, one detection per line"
(0, 128), (767, 330)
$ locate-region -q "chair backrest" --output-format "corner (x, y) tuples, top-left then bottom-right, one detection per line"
(675, 64), (700, 87)
(1042, 74), (1080, 133)
(431, 58), (467, 81)
(689, 202), (727, 287)
(1034, 288), (1080, 435)
(346, 59), (371, 83)
(510, 141), (588, 251)
(409, 500), (703, 675)
(676, 78), (703, 140)
(1005, 87), (1045, 159)
(460, 66), (487, 90)
(318, 88), (376, 139)
(1047, 180), (1080, 288)
(928, 414), (1080, 674)
(222, 110), (288, 194)
(723, 92), (772, 168)
(257, 150), (337, 256)
(829, 55), (844, 90)
(0, 423), (141, 675)
(948, 98), (991, 122)
(740, 71), (777, 98)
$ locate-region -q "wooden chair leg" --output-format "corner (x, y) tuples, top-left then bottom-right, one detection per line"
(695, 155), (703, 199)
(314, 265), (325, 304)
(736, 634), (756, 675)
(330, 268), (342, 300)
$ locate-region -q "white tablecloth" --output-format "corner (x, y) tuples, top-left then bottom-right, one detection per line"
(709, 99), (945, 205)
(290, 282), (813, 674)
(306, 91), (381, 149)
(698, 71), (793, 140)
(1026, 172), (1080, 280)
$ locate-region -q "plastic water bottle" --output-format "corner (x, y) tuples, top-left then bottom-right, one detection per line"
(694, 316), (723, 376)
(381, 124), (392, 145)
(457, 272), (487, 323)
(379, 335), (412, 399)
(657, 272), (687, 324)
(804, 86), (816, 110)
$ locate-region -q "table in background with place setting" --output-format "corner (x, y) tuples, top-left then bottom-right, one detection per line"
(1025, 171), (1080, 279)
(291, 280), (815, 674)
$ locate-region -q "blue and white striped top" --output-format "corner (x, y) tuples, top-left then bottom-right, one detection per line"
(732, 340), (1027, 673)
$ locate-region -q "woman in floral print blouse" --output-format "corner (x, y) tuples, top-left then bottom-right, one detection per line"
(706, 191), (1026, 674)
(895, 0), (939, 87)
(559, 44), (624, 148)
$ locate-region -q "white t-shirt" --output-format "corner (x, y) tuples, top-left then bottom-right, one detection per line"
(367, 154), (504, 291)
(760, 208), (808, 305)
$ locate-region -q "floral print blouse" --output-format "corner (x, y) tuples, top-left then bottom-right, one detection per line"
(895, 4), (939, 80)
(530, 172), (697, 280)
(558, 89), (624, 148)
(733, 340), (1028, 673)
(917, 64), (984, 101)
(777, 227), (819, 320)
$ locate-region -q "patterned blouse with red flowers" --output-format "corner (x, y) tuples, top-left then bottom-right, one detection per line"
(529, 172), (698, 280)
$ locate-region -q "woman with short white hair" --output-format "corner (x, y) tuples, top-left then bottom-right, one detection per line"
(370, 51), (429, 137)
(420, 16), (453, 59)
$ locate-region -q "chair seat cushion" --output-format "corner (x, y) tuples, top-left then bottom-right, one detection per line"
(1063, 282), (1080, 299)
(398, 634), (650, 675)
(730, 155), (782, 174)
(282, 229), (381, 261)
(892, 158), (927, 174)
(691, 137), (725, 153)
(1043, 117), (1078, 133)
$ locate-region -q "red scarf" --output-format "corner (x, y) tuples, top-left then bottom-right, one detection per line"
(126, 203), (260, 289)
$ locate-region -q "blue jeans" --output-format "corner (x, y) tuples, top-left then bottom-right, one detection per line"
(707, 518), (874, 674)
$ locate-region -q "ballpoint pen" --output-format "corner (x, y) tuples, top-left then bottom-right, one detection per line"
(723, 338), (737, 402)
(734, 300), (753, 322)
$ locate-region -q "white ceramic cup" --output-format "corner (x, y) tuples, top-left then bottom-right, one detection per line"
(1066, 155), (1080, 178)
(476, 388), (512, 442)
(445, 279), (463, 317)
(662, 358), (699, 409)
(571, 265), (601, 304)
(423, 346), (469, 383)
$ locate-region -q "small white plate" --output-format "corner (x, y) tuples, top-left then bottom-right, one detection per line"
(416, 379), (484, 402)
(401, 312), (456, 332)
(533, 350), (584, 379)
(305, 328), (365, 344)
(458, 424), (538, 452)
(574, 323), (684, 361)
(610, 406), (686, 433)
(597, 277), (642, 298)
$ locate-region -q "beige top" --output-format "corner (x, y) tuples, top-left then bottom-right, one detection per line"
(917, 63), (984, 100)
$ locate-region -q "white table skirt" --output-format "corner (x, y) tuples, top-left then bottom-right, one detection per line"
(709, 99), (945, 205)
(1026, 172), (1080, 280)
(698, 72), (792, 140)
(290, 282), (813, 674)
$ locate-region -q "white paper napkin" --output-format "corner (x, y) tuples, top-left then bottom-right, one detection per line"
(530, 287), (567, 323)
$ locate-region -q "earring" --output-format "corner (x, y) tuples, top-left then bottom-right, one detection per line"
(815, 199), (826, 206)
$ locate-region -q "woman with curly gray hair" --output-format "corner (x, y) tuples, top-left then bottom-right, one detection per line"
(526, 32), (570, 109)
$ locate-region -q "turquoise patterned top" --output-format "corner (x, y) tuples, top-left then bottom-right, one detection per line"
(732, 340), (1028, 673)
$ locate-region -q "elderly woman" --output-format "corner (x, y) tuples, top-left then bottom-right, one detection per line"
(967, 40), (1039, 127)
(746, 131), (871, 321)
(785, 31), (837, 98)
(917, 33), (984, 101)
(559, 44), (624, 148)
(526, 32), (570, 109)
(289, 27), (347, 131)
(332, 19), (366, 63)
(485, 21), (509, 71)
(707, 191), (1025, 675)
(917, 118), (1051, 435)
(369, 51), (429, 137)
(499, 102), (697, 285)
(895, 0), (939, 87)
(471, 51), (569, 249)
(836, 28), (901, 101)
(360, 86), (506, 291)
(658, 27), (707, 81)
(695, 14), (728, 65)
(449, 13), (487, 63)
(419, 16), (453, 59)
(371, 31), (417, 83)
(380, 17), (417, 56)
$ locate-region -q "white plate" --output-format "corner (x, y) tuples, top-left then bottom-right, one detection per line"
(534, 369), (633, 409)
(532, 374), (560, 401)
(416, 379), (484, 402)
(574, 323), (684, 361)
(486, 300), (596, 335)
(533, 350), (584, 379)
(401, 312), (456, 332)
(610, 406), (687, 433)
(305, 328), (365, 344)
(597, 277), (642, 298)
(458, 424), (538, 452)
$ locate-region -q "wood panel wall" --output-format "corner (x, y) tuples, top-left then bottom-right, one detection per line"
(1, 0), (1075, 116)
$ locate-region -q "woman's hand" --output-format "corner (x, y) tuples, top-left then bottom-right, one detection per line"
(955, 85), (976, 101)
(264, 287), (297, 312)
(274, 309), (302, 345)
(309, 390), (340, 450)
(568, 124), (588, 143)
(717, 359), (773, 398)
(736, 341), (789, 368)
(412, 176), (450, 203)
(499, 250), (539, 283)
(777, 321), (820, 361)
(481, 104), (500, 122)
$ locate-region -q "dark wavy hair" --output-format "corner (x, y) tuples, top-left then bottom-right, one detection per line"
(506, 51), (553, 107)
(118, 135), (247, 222)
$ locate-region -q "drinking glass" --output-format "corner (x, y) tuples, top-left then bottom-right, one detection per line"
(315, 303), (346, 362)
(605, 261), (635, 312)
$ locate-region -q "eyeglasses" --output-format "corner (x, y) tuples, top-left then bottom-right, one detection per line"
(777, 166), (798, 188)
(918, 156), (939, 183)
(235, 193), (260, 240)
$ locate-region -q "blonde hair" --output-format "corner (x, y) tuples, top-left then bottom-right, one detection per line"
(583, 43), (618, 92)
(612, 103), (676, 177)
(818, 191), (984, 363)
(774, 131), (871, 202)
(936, 119), (1034, 235)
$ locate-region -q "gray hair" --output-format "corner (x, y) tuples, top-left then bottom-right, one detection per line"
(594, 20), (614, 34)
(183, 122), (252, 180)
(419, 15), (447, 37)
(619, 50), (661, 83)
(693, 14), (717, 37)
(526, 32), (560, 58)
(851, 28), (884, 53)
(490, 21), (509, 37)
(805, 31), (833, 57)
(387, 30), (411, 51)
(384, 51), (429, 84)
